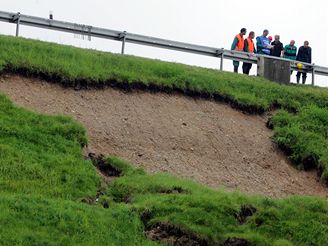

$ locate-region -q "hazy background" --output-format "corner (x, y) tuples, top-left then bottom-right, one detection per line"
(1, 0), (327, 86)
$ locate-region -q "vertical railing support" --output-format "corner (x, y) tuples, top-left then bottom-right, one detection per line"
(216, 49), (224, 71)
(12, 12), (21, 37)
(220, 53), (224, 71)
(312, 65), (315, 86)
(119, 31), (127, 55)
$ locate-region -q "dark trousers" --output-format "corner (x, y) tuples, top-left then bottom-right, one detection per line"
(242, 63), (252, 75)
(296, 72), (307, 84)
(233, 61), (239, 73)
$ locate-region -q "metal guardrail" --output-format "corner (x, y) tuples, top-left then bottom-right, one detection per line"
(1, 10), (328, 85)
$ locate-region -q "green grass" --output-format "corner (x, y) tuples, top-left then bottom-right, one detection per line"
(269, 105), (328, 180)
(1, 34), (328, 245)
(104, 157), (328, 245)
(0, 194), (152, 246)
(0, 94), (98, 200)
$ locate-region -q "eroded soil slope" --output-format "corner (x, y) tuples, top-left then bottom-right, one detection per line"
(1, 75), (327, 198)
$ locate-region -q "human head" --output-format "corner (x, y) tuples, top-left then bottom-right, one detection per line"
(290, 40), (295, 46)
(263, 29), (269, 37)
(304, 41), (309, 48)
(240, 28), (247, 36)
(274, 35), (280, 41)
(249, 31), (255, 39)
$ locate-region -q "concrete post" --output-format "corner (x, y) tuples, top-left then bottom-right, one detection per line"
(257, 56), (291, 84)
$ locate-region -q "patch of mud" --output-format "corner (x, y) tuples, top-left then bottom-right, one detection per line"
(302, 155), (318, 171)
(146, 223), (208, 246)
(88, 153), (122, 177)
(1, 75), (328, 198)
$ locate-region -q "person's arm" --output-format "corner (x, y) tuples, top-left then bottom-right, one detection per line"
(256, 37), (263, 50)
(293, 47), (297, 60)
(270, 41), (275, 51)
(293, 47), (297, 57)
(281, 43), (284, 57)
(243, 39), (248, 52)
(283, 45), (288, 57)
(231, 37), (238, 50)
(296, 48), (301, 61)
(309, 48), (312, 63)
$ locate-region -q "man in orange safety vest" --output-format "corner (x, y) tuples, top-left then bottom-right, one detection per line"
(242, 31), (256, 75)
(231, 28), (247, 73)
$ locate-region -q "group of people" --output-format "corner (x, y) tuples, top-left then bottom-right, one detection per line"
(231, 28), (312, 84)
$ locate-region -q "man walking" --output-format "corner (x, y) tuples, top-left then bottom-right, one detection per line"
(242, 31), (256, 75)
(296, 41), (312, 84)
(271, 35), (284, 57)
(231, 28), (247, 73)
(256, 30), (271, 55)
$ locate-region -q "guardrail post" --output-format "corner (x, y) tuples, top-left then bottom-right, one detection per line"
(12, 12), (21, 37)
(119, 31), (127, 55)
(216, 49), (224, 71)
(312, 65), (315, 86)
(16, 17), (20, 37)
(220, 53), (224, 71)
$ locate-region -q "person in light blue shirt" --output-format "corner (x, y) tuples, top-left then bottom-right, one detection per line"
(256, 29), (271, 55)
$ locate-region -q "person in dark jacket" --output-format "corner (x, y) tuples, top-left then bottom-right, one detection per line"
(242, 31), (256, 75)
(271, 35), (284, 57)
(296, 41), (312, 84)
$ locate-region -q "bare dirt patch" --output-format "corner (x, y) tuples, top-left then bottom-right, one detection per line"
(1, 75), (327, 198)
(88, 153), (122, 177)
(145, 223), (208, 246)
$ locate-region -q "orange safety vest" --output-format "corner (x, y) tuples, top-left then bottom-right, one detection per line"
(246, 38), (255, 53)
(235, 34), (244, 51)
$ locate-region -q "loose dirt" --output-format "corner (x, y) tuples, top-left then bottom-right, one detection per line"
(1, 75), (327, 198)
(145, 223), (208, 246)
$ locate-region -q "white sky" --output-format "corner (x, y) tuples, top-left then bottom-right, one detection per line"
(1, 0), (327, 86)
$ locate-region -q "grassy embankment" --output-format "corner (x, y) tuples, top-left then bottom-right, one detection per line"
(0, 35), (328, 245)
(1, 93), (328, 245)
(1, 35), (328, 182)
